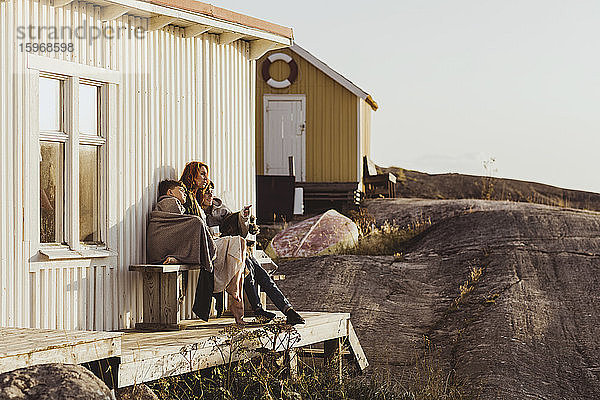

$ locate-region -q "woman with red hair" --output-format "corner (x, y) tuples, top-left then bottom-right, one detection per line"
(179, 161), (210, 216)
(179, 162), (247, 325)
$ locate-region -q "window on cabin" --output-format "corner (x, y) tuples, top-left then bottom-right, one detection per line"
(78, 83), (102, 244)
(39, 77), (106, 247)
(79, 144), (100, 243)
(39, 78), (62, 132)
(39, 77), (66, 244)
(79, 83), (99, 135)
(40, 141), (65, 243)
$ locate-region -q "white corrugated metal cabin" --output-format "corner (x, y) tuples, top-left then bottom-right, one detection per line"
(0, 0), (293, 330)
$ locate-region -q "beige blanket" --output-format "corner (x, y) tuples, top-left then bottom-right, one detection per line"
(213, 236), (247, 299)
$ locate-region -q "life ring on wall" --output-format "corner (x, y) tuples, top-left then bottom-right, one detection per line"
(262, 53), (298, 89)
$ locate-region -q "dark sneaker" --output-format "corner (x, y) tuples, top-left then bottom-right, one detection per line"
(285, 308), (305, 325)
(254, 308), (276, 323)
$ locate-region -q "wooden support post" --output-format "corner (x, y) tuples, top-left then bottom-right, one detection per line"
(139, 269), (182, 330)
(285, 349), (299, 380)
(323, 337), (343, 384)
(347, 321), (369, 371)
(288, 155), (295, 177)
(142, 270), (161, 325)
(161, 272), (181, 326)
(82, 356), (120, 390)
(224, 292), (233, 317)
(260, 292), (267, 310)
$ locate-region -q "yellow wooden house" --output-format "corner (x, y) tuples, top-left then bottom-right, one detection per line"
(256, 44), (378, 206)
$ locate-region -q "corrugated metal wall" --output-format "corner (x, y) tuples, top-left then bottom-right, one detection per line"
(0, 0), (29, 329)
(255, 48), (359, 183)
(0, 0), (256, 330)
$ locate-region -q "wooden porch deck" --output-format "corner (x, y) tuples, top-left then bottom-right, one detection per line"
(0, 328), (121, 374)
(119, 311), (367, 387)
(0, 312), (367, 389)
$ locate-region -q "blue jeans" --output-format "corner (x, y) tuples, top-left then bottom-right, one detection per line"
(244, 255), (291, 312)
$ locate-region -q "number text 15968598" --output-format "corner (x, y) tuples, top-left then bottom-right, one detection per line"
(19, 42), (74, 53)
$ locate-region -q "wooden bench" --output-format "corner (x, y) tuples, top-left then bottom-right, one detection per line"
(363, 156), (396, 198)
(296, 182), (361, 206)
(280, 156), (361, 209)
(130, 252), (280, 330)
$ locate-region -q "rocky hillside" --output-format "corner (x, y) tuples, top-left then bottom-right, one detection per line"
(275, 199), (600, 399)
(377, 166), (600, 212)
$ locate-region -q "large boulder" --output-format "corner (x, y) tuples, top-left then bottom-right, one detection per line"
(266, 209), (359, 258)
(0, 363), (113, 400)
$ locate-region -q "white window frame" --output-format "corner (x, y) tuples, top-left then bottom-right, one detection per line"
(27, 55), (119, 258)
(38, 73), (68, 245)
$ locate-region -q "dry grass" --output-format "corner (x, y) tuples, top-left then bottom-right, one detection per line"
(147, 336), (477, 400)
(338, 210), (432, 256)
(400, 336), (478, 400)
(452, 267), (484, 310)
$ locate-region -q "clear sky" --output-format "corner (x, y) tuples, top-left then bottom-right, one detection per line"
(215, 1), (600, 193)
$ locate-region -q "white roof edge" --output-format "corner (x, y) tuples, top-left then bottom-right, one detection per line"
(290, 44), (371, 100)
(105, 0), (292, 45)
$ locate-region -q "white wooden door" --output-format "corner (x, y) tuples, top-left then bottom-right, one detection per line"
(264, 96), (306, 181)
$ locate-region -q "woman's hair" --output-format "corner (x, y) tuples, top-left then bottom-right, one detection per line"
(179, 161), (211, 195)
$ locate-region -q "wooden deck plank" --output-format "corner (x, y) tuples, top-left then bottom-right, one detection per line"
(0, 328), (122, 374)
(118, 311), (354, 387)
(120, 312), (349, 362)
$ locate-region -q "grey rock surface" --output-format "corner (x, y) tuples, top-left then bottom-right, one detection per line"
(276, 199), (600, 399)
(0, 363), (113, 400)
(378, 166), (600, 212)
